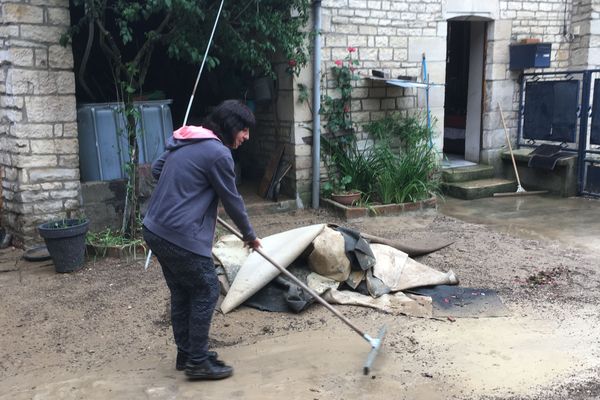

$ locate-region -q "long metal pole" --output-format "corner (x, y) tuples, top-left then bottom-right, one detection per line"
(182, 0), (226, 126)
(577, 72), (591, 195)
(422, 53), (433, 148)
(311, 0), (322, 209)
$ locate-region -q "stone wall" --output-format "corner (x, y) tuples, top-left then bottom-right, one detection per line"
(481, 0), (596, 169)
(1, 0), (599, 233)
(319, 0), (447, 150)
(288, 0), (449, 204)
(0, 0), (80, 246)
(288, 0), (600, 191)
(569, 0), (600, 68)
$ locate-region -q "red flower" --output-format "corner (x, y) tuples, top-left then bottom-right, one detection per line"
(288, 59), (297, 67)
(347, 47), (357, 53)
(343, 105), (350, 113)
(334, 60), (343, 66)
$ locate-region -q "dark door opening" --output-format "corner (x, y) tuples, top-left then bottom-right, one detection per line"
(444, 21), (471, 157)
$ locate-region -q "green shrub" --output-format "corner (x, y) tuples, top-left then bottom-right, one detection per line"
(365, 113), (440, 203)
(321, 113), (440, 204)
(86, 229), (145, 248)
(321, 134), (379, 196)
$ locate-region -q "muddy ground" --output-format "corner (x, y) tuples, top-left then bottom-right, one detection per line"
(1, 208), (599, 399)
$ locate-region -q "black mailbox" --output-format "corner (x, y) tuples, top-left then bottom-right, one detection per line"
(509, 43), (552, 70)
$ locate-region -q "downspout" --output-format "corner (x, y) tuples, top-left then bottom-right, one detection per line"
(311, 0), (322, 208)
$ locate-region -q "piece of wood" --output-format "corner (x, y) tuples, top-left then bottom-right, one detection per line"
(519, 38), (541, 44)
(360, 232), (454, 257)
(267, 161), (292, 201)
(257, 144), (285, 198)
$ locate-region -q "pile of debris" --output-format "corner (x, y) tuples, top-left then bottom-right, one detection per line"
(213, 224), (458, 318)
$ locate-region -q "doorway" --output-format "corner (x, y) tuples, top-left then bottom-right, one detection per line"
(443, 20), (487, 165)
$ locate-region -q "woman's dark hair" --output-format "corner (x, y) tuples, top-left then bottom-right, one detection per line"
(203, 100), (256, 146)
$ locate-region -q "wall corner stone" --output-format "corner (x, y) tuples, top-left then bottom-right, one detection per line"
(0, 0), (81, 246)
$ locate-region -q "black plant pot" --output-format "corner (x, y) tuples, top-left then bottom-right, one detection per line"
(38, 219), (89, 273)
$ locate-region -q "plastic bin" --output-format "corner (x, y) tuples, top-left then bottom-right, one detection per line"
(77, 100), (173, 182)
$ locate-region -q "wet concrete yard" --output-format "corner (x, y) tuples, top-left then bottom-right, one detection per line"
(439, 194), (600, 255)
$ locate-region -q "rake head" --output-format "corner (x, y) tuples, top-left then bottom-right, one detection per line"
(363, 325), (387, 375)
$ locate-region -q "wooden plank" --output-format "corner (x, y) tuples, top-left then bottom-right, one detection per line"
(267, 161), (292, 201)
(257, 144), (285, 198)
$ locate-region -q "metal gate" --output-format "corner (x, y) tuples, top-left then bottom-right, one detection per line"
(517, 69), (600, 198)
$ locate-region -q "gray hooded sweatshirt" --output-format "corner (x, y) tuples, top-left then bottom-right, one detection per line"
(143, 126), (256, 257)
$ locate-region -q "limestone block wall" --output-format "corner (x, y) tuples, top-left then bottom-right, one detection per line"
(589, 0), (600, 67)
(283, 0), (447, 204)
(0, 0), (81, 246)
(568, 0), (600, 68)
(319, 0), (447, 150)
(293, 0), (599, 183)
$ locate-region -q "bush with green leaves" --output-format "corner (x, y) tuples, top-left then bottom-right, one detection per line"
(321, 134), (379, 196)
(322, 113), (440, 204)
(365, 113), (440, 203)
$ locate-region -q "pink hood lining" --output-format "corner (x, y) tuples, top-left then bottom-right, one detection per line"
(173, 125), (221, 142)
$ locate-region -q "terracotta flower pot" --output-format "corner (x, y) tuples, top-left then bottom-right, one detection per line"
(331, 192), (361, 206)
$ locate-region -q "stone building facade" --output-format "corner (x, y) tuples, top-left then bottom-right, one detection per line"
(1, 0), (599, 245)
(239, 0), (600, 207)
(279, 0), (600, 204)
(0, 0), (80, 246)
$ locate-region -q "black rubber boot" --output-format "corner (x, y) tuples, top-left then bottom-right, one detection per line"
(185, 358), (233, 380)
(176, 351), (223, 371)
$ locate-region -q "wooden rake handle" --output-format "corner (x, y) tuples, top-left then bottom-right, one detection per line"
(498, 101), (523, 188)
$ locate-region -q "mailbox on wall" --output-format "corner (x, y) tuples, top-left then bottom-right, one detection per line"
(509, 43), (552, 70)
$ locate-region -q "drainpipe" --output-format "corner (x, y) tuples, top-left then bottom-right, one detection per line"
(311, 0), (322, 209)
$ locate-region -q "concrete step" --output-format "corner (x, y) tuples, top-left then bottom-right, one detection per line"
(218, 181), (298, 217)
(442, 164), (495, 183)
(219, 198), (297, 218)
(442, 178), (517, 200)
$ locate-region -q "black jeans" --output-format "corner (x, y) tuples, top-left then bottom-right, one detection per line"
(143, 226), (220, 363)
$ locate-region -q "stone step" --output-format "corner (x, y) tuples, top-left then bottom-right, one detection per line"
(442, 164), (495, 183)
(442, 178), (517, 200)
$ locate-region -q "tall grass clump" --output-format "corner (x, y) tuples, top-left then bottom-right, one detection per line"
(321, 112), (440, 204)
(364, 113), (440, 203)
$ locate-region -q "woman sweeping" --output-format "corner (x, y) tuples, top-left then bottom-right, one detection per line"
(143, 99), (261, 380)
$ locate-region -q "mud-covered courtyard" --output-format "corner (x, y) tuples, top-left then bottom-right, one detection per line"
(1, 204), (599, 400)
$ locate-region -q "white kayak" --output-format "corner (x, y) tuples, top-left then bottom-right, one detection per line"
(220, 224), (326, 314)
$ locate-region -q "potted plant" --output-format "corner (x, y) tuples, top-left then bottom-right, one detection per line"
(38, 217), (89, 273)
(324, 175), (361, 206)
